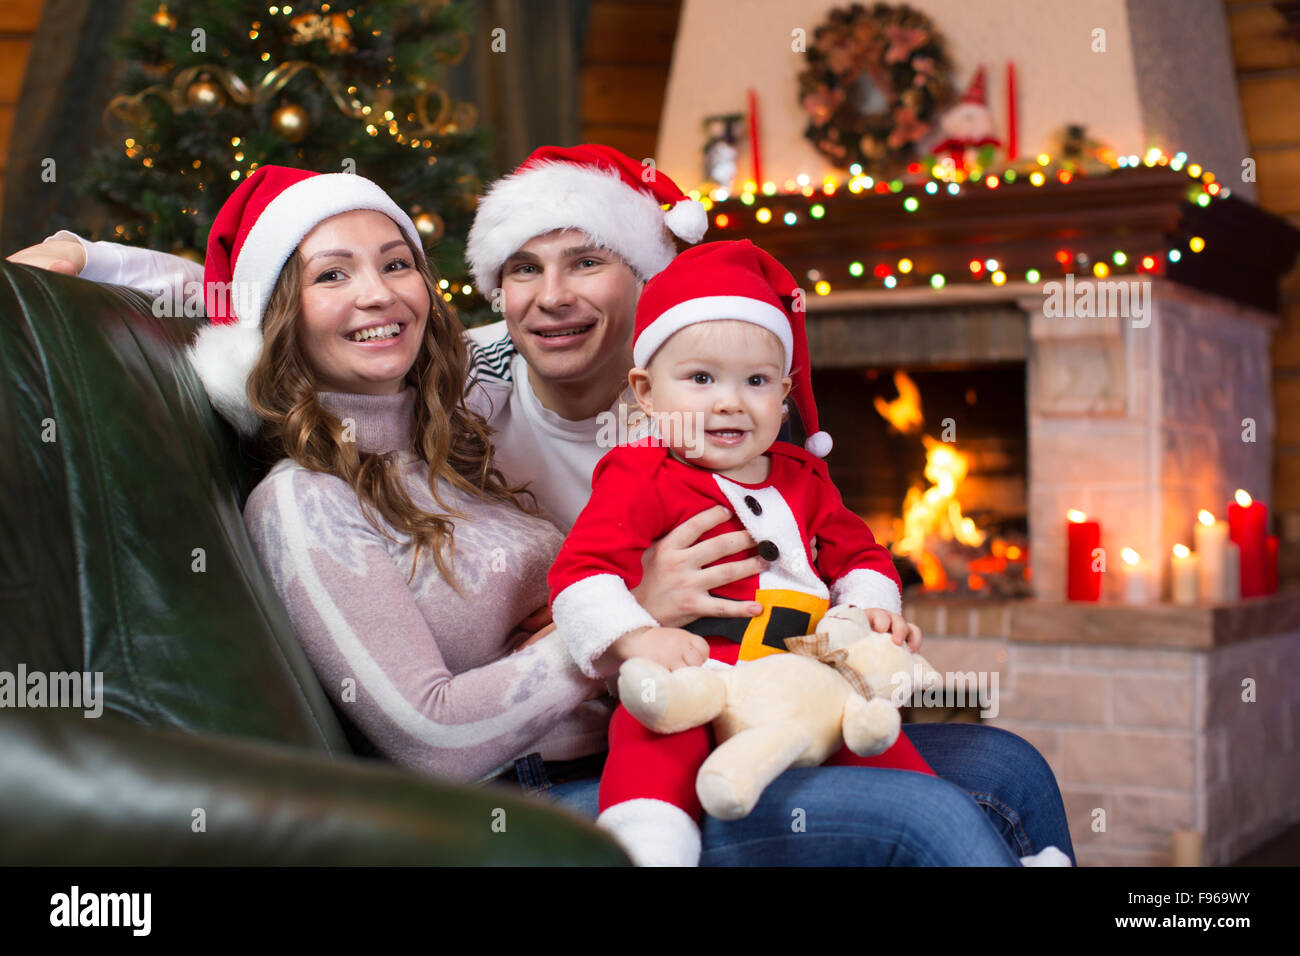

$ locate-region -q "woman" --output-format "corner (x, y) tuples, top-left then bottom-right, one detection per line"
(185, 163), (1053, 865)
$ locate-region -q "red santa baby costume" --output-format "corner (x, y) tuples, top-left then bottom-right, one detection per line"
(548, 240), (935, 866)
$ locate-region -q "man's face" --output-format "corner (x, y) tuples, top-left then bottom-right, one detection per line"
(499, 229), (642, 390)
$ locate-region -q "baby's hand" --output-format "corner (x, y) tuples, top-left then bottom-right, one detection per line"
(863, 608), (923, 653)
(595, 626), (710, 676)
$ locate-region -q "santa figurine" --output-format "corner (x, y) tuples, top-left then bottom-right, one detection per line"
(929, 66), (1002, 175)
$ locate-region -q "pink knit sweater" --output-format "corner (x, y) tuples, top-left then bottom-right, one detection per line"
(241, 388), (610, 781)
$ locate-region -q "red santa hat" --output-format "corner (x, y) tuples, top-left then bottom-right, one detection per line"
(465, 143), (707, 291)
(186, 165), (423, 436)
(632, 239), (832, 458)
(962, 66), (988, 106)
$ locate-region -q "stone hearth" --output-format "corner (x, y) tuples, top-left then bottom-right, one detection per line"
(904, 593), (1300, 867)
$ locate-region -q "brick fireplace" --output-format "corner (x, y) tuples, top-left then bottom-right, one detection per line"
(805, 275), (1297, 866)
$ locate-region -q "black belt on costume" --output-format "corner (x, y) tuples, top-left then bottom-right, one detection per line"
(683, 607), (816, 654)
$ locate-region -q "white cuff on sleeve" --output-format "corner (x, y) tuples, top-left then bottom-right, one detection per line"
(831, 568), (902, 615)
(552, 574), (658, 678)
(45, 230), (92, 277)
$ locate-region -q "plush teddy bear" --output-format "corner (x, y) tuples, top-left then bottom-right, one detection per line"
(617, 605), (943, 820)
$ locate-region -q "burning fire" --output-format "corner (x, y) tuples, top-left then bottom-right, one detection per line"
(876, 371), (988, 591)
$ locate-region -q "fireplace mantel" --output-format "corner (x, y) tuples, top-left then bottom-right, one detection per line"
(710, 166), (1300, 316)
(907, 590), (1300, 650)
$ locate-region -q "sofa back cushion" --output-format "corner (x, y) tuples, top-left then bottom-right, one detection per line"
(0, 263), (349, 753)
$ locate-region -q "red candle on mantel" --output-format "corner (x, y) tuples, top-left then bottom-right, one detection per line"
(1266, 534), (1279, 594)
(1067, 509), (1102, 601)
(1227, 489), (1268, 597)
(747, 87), (763, 191)
(1005, 60), (1018, 162)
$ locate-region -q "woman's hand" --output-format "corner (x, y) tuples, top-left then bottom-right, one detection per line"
(6, 239), (85, 275)
(631, 505), (764, 627)
(864, 608), (923, 653)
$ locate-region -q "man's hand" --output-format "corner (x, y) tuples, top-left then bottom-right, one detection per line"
(6, 239), (85, 276)
(508, 621), (556, 653)
(631, 505), (764, 627)
(516, 604), (552, 633)
(594, 626), (709, 677)
(864, 608), (923, 653)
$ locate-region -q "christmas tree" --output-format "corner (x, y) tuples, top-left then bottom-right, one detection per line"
(81, 0), (491, 291)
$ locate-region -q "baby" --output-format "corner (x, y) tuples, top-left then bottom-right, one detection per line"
(549, 239), (934, 866)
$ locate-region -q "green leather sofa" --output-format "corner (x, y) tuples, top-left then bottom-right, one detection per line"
(0, 261), (627, 865)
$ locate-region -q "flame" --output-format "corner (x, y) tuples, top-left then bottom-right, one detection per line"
(1067, 509), (1088, 523)
(1198, 510), (1216, 526)
(1172, 543), (1190, 559)
(889, 434), (986, 588)
(1121, 547), (1140, 565)
(1235, 489), (1252, 507)
(874, 371), (993, 592)
(873, 370), (925, 435)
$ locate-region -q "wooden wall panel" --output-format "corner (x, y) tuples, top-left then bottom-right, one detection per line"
(578, 0), (681, 162)
(1239, 74), (1300, 147)
(1229, 4), (1300, 70)
(0, 0), (43, 32)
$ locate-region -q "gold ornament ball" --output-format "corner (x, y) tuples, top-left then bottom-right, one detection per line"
(186, 78), (225, 112)
(415, 211), (444, 241)
(271, 104), (310, 143)
(151, 4), (176, 30)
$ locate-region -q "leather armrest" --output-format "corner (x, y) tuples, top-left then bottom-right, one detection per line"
(0, 710), (628, 866)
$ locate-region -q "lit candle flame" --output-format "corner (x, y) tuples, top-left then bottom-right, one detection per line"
(1198, 510), (1216, 526)
(1172, 543), (1190, 559)
(1121, 547), (1140, 565)
(1067, 509), (1088, 523)
(1235, 489), (1252, 507)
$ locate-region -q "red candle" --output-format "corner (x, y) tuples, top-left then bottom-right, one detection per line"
(1266, 534), (1279, 594)
(1227, 489), (1268, 597)
(747, 87), (763, 190)
(1067, 509), (1102, 601)
(1005, 61), (1018, 162)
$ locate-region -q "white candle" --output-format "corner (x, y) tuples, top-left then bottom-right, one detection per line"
(1120, 547), (1151, 604)
(1170, 543), (1198, 605)
(1194, 510), (1228, 603)
(1223, 541), (1241, 601)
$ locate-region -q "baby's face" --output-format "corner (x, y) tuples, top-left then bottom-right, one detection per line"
(637, 320), (792, 478)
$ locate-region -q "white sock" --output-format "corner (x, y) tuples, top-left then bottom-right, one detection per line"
(1020, 845), (1073, 867)
(596, 799), (702, 867)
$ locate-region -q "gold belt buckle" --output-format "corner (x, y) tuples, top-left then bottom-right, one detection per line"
(738, 589), (831, 661)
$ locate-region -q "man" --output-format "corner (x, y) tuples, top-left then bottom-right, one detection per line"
(6, 145), (1074, 865)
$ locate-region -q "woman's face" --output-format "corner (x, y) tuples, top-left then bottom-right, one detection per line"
(295, 209), (430, 395)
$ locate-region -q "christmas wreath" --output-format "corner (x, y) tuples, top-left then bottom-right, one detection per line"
(798, 3), (954, 175)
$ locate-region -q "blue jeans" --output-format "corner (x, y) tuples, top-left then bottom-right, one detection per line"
(542, 723), (1076, 866)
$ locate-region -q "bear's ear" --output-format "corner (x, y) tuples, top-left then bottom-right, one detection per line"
(817, 604), (874, 650)
(814, 613), (860, 652)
